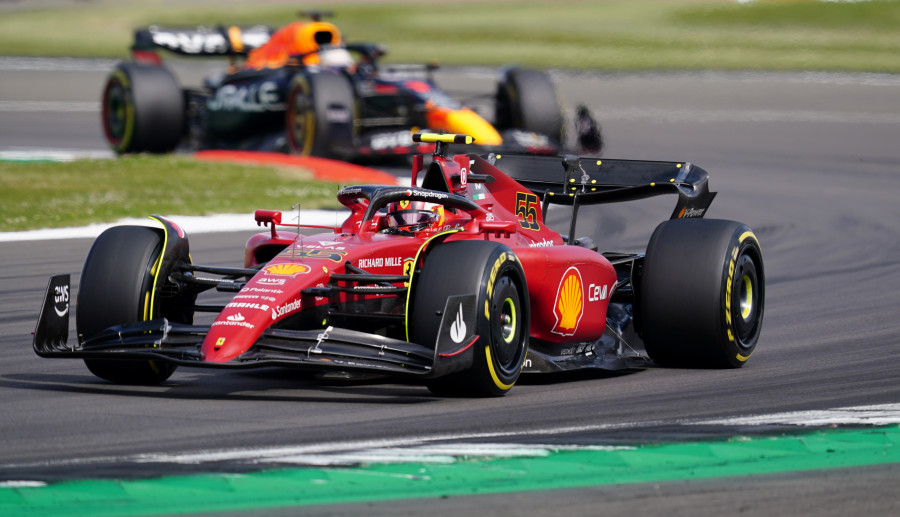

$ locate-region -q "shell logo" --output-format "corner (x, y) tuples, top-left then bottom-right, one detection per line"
(264, 263), (310, 276)
(551, 267), (584, 336)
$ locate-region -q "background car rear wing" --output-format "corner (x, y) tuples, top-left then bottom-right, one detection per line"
(131, 25), (274, 58)
(479, 153), (717, 240)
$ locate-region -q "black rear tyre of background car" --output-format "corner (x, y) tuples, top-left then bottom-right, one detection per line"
(640, 219), (765, 368)
(495, 67), (564, 143)
(286, 70), (356, 158)
(101, 62), (184, 154)
(413, 241), (530, 397)
(77, 226), (182, 384)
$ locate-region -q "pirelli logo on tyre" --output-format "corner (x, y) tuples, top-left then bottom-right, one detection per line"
(484, 251), (516, 321)
(551, 267), (584, 336)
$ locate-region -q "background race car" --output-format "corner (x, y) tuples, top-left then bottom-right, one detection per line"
(35, 133), (764, 397)
(102, 12), (603, 160)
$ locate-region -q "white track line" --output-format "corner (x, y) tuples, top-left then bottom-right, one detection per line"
(2, 403), (897, 470)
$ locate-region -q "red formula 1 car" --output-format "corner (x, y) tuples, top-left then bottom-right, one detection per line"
(34, 134), (764, 396)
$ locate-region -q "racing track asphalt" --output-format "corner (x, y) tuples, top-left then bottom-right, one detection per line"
(1, 59), (899, 515)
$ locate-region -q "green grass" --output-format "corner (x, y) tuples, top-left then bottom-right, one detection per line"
(1, 0), (899, 72)
(0, 155), (339, 232)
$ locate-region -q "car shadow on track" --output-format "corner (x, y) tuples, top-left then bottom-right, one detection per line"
(0, 369), (439, 405)
(3, 365), (646, 403)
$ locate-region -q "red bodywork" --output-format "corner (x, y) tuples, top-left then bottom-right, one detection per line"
(202, 149), (617, 363)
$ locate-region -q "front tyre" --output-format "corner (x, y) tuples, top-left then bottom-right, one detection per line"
(413, 241), (529, 397)
(77, 226), (184, 384)
(640, 219), (765, 368)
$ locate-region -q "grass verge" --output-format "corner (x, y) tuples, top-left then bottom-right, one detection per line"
(0, 155), (340, 232)
(0, 0), (899, 72)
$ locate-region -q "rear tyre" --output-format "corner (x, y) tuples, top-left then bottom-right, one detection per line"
(77, 226), (188, 384)
(640, 219), (765, 368)
(413, 241), (529, 397)
(286, 70), (356, 158)
(101, 62), (184, 154)
(495, 67), (564, 143)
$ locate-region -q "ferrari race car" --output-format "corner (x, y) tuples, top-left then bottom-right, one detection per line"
(101, 13), (602, 160)
(34, 133), (764, 397)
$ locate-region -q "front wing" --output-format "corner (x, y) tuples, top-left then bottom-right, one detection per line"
(33, 275), (474, 379)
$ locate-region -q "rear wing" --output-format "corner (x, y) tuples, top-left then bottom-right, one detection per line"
(132, 25), (274, 57)
(478, 153), (717, 243)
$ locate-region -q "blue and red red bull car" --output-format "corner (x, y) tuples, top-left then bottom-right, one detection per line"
(101, 13), (602, 160)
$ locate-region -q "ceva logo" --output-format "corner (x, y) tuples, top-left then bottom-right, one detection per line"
(551, 267), (584, 336)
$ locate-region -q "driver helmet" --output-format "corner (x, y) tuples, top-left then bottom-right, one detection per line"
(385, 201), (442, 232)
(318, 47), (356, 72)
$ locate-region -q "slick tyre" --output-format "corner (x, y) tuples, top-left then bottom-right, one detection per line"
(286, 70), (356, 158)
(101, 62), (184, 154)
(77, 226), (181, 384)
(640, 219), (765, 368)
(495, 67), (564, 143)
(414, 241), (529, 397)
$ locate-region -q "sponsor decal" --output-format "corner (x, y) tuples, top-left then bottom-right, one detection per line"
(402, 189), (450, 202)
(225, 302), (269, 311)
(257, 277), (286, 286)
(215, 337), (226, 349)
(508, 129), (551, 148)
(529, 238), (555, 248)
(460, 166), (468, 187)
(339, 187), (363, 197)
(151, 29), (228, 54)
(449, 303), (467, 344)
(588, 283), (610, 302)
(212, 319), (255, 329)
(358, 256), (404, 269)
(246, 287), (283, 294)
(207, 81), (284, 112)
(265, 263), (310, 276)
(402, 259), (415, 276)
(227, 313), (246, 322)
(551, 267), (584, 336)
(561, 343), (596, 356)
(53, 284), (69, 318)
(271, 298), (302, 320)
(370, 130), (413, 151)
(302, 241), (346, 250)
(679, 207), (706, 219)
